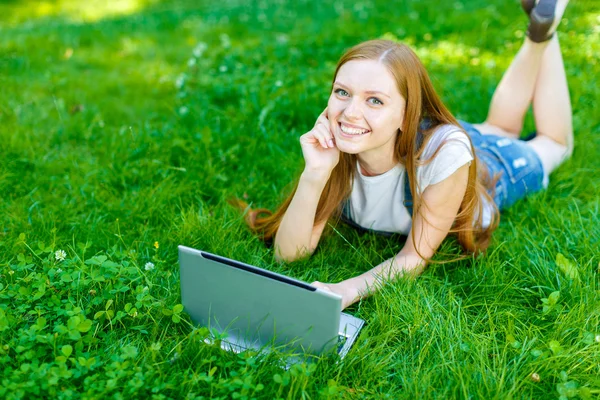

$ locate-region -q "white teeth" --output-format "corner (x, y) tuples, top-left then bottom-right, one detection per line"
(340, 124), (369, 135)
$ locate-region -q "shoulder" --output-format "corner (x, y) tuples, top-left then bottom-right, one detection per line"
(417, 123), (473, 187)
(421, 124), (471, 161)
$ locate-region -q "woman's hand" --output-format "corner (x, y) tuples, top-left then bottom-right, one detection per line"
(299, 108), (340, 177)
(311, 280), (358, 310)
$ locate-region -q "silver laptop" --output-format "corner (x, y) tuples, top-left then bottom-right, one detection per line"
(179, 245), (364, 359)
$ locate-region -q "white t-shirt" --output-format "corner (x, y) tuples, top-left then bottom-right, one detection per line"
(345, 124), (479, 235)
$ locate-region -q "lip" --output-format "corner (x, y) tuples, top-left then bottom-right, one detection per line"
(339, 121), (369, 130)
(337, 122), (371, 138)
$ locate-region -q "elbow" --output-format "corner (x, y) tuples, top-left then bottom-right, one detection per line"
(273, 230), (316, 263)
(394, 251), (428, 277)
(273, 243), (312, 264)
(273, 248), (294, 263)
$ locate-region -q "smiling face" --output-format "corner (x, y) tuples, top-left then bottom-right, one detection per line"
(327, 59), (406, 169)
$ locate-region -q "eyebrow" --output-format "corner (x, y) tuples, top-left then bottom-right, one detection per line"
(334, 81), (391, 99)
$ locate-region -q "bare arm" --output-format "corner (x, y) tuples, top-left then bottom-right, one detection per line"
(274, 109), (339, 262)
(314, 164), (469, 308)
(274, 170), (331, 262)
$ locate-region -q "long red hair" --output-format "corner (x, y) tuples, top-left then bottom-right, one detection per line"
(236, 40), (498, 254)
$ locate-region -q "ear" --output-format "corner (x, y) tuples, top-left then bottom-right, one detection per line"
(397, 103), (407, 132)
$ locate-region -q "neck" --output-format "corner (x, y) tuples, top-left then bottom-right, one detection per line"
(357, 151), (397, 176)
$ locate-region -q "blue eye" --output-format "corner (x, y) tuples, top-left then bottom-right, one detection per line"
(368, 97), (383, 105)
(334, 88), (349, 97)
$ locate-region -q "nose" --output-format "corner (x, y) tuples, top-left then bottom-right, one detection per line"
(343, 98), (362, 121)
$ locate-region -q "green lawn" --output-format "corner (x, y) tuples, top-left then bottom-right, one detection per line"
(1, 0), (599, 398)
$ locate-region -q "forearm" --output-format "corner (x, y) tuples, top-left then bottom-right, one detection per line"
(274, 169), (329, 261)
(326, 165), (469, 309)
(343, 251), (426, 306)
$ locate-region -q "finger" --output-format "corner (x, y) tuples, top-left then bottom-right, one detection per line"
(315, 108), (330, 128)
(314, 125), (333, 148)
(300, 131), (324, 145)
(309, 129), (327, 148)
(316, 113), (330, 128)
(311, 281), (331, 291)
(299, 132), (316, 146)
(317, 124), (335, 148)
(317, 118), (335, 146)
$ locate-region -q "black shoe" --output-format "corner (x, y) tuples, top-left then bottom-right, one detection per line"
(527, 0), (558, 42)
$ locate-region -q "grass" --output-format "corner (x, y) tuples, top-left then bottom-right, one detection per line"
(1, 0), (599, 398)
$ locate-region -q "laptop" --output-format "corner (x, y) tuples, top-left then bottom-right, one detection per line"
(178, 245), (364, 359)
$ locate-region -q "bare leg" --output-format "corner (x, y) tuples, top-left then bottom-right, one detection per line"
(476, 40), (548, 137)
(525, 34), (573, 176)
(475, 0), (572, 179)
(475, 0), (570, 139)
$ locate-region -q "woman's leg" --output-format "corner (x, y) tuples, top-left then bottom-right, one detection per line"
(475, 0), (572, 176)
(475, 0), (570, 137)
(475, 39), (548, 137)
(525, 34), (573, 175)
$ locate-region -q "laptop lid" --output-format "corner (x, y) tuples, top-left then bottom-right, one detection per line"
(179, 246), (343, 356)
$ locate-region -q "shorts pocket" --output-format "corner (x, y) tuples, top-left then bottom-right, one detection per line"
(481, 139), (538, 184)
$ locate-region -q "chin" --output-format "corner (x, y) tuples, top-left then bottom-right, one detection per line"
(335, 141), (362, 155)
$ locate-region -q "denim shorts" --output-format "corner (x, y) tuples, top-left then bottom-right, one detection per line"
(459, 120), (544, 210)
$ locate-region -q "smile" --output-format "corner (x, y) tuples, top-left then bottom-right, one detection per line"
(339, 123), (370, 136)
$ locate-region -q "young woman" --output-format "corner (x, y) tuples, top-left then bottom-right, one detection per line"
(242, 0), (572, 309)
